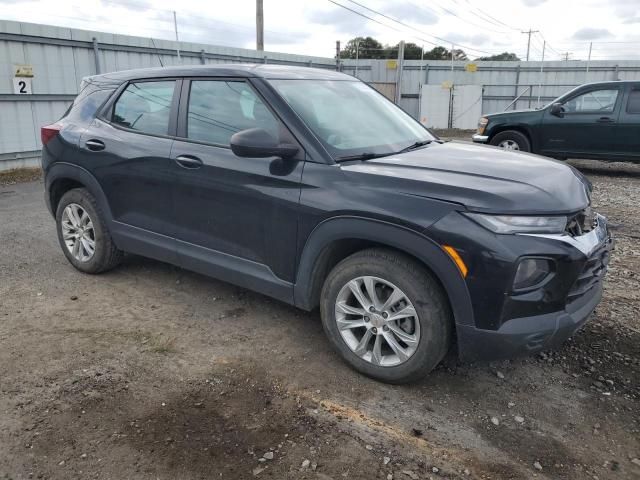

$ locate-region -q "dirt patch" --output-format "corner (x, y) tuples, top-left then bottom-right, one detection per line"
(432, 129), (475, 141)
(1, 167), (639, 479)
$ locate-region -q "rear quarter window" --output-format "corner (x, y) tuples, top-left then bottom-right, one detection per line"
(61, 81), (115, 123)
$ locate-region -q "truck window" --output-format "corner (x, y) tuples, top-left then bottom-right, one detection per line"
(563, 89), (619, 113)
(626, 88), (640, 114)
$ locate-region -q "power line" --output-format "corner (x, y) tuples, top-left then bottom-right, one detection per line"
(339, 0), (505, 56)
(326, 0), (438, 47)
(425, 0), (514, 35)
(462, 0), (522, 31)
(536, 32), (561, 56)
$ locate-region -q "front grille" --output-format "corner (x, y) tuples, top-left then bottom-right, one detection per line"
(567, 243), (610, 303)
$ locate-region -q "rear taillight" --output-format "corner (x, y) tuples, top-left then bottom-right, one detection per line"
(41, 124), (61, 146)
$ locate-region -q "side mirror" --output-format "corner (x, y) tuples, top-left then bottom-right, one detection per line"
(230, 128), (299, 159)
(550, 102), (565, 117)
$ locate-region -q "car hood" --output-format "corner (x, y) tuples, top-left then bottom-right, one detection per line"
(340, 142), (589, 214)
(486, 108), (536, 117)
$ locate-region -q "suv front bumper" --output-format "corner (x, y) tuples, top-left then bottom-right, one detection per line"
(456, 280), (602, 362)
(427, 211), (613, 362)
(472, 134), (489, 143)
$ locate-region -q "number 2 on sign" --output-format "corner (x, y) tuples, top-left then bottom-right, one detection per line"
(13, 78), (32, 94)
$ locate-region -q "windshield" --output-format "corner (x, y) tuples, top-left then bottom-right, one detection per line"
(268, 79), (434, 159)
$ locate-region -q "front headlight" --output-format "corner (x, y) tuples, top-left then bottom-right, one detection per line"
(464, 213), (567, 234)
(477, 117), (488, 134)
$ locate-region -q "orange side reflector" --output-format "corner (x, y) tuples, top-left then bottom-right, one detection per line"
(442, 245), (468, 278)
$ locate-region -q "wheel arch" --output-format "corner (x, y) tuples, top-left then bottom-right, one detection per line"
(45, 162), (113, 224)
(293, 216), (475, 329)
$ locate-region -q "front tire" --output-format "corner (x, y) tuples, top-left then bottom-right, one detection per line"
(320, 248), (452, 384)
(55, 188), (123, 274)
(490, 130), (531, 152)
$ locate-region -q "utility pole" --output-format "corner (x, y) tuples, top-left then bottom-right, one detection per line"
(335, 40), (341, 71)
(173, 11), (180, 61)
(522, 28), (539, 61)
(451, 43), (454, 71)
(537, 40), (545, 108)
(562, 52), (572, 61)
(586, 42), (593, 73)
(256, 0), (264, 51)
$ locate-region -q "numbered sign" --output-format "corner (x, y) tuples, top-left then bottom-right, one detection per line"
(13, 78), (32, 94)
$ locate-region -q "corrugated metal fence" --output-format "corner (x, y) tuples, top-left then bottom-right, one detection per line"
(3, 19), (640, 170)
(0, 20), (334, 170)
(345, 59), (640, 126)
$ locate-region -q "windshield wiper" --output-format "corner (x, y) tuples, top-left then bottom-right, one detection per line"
(396, 139), (433, 154)
(336, 152), (393, 162)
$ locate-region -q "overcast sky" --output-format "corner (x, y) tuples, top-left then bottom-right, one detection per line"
(2, 0), (640, 60)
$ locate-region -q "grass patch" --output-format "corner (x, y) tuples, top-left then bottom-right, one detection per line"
(142, 335), (178, 354)
(0, 167), (42, 185)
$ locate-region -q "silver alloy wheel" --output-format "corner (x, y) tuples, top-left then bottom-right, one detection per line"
(61, 203), (96, 262)
(334, 276), (421, 367)
(498, 139), (520, 151)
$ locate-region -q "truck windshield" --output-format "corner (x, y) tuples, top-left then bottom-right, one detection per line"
(268, 79), (434, 160)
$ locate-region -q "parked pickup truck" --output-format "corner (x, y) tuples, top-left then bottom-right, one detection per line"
(473, 80), (640, 161)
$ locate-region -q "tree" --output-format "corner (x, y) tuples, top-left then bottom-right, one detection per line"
(422, 46), (468, 61)
(339, 36), (385, 59)
(452, 48), (468, 61)
(386, 42), (424, 60)
(475, 52), (520, 61)
(339, 37), (469, 61)
(423, 46), (450, 60)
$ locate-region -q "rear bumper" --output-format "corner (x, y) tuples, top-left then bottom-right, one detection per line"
(472, 134), (489, 143)
(457, 280), (602, 362)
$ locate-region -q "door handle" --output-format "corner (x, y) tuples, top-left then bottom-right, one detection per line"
(85, 139), (105, 151)
(596, 117), (614, 123)
(174, 155), (203, 169)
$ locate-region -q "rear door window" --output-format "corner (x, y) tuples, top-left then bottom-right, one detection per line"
(112, 81), (176, 136)
(626, 88), (640, 114)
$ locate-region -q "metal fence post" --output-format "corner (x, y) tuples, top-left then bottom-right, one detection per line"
(92, 37), (101, 74)
(394, 40), (405, 105)
(448, 85), (454, 129)
(513, 64), (521, 110)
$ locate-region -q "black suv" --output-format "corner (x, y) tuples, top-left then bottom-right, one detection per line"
(42, 65), (613, 383)
(473, 80), (640, 161)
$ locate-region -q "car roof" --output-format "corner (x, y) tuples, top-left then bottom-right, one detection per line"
(84, 64), (354, 86)
(577, 80), (639, 88)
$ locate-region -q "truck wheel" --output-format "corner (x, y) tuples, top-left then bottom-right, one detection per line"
(320, 248), (452, 384)
(490, 130), (531, 152)
(55, 188), (123, 274)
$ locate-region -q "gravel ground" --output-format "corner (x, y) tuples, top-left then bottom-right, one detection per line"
(0, 162), (638, 480)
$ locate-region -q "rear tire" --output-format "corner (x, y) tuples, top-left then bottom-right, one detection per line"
(55, 188), (123, 274)
(320, 248), (452, 384)
(490, 130), (531, 152)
